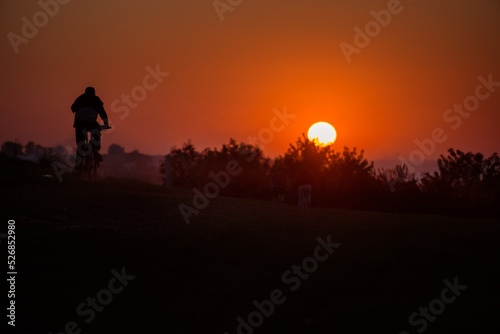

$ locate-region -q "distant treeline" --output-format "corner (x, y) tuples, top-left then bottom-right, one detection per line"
(0, 141), (163, 184)
(0, 140), (65, 168)
(160, 135), (500, 218)
(1, 138), (498, 217)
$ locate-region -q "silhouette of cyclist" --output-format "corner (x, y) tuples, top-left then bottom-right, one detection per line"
(71, 87), (109, 170)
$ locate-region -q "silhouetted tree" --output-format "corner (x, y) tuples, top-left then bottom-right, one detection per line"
(274, 134), (383, 208)
(160, 136), (498, 217)
(376, 164), (421, 212)
(1, 141), (23, 158)
(25, 141), (37, 155)
(162, 140), (200, 187)
(23, 141), (44, 161)
(422, 148), (500, 216)
(108, 144), (125, 155)
(160, 139), (271, 197)
(278, 134), (331, 187)
(217, 139), (270, 197)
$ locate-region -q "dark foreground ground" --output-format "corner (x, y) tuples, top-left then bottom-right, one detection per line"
(1, 158), (500, 333)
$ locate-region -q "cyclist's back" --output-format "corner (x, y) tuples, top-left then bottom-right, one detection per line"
(71, 87), (109, 170)
(72, 87), (108, 127)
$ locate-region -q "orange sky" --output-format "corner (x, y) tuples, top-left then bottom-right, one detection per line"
(1, 0), (499, 172)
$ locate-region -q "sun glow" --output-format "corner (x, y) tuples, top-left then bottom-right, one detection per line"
(308, 122), (337, 146)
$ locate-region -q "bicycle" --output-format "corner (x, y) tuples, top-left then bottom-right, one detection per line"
(79, 124), (111, 179)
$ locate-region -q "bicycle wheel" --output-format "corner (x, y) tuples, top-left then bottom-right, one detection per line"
(82, 143), (94, 179)
(91, 150), (98, 179)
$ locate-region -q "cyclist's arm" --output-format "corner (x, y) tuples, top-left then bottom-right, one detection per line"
(99, 110), (109, 127)
(96, 98), (109, 126)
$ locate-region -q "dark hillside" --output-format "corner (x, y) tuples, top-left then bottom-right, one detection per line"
(1, 157), (499, 333)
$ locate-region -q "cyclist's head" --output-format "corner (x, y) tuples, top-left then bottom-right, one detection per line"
(85, 87), (96, 96)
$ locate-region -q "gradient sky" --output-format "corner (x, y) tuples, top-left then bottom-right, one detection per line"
(1, 0), (499, 171)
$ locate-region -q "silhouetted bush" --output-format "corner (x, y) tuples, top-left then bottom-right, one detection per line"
(1, 141), (24, 158)
(272, 134), (384, 209)
(108, 143), (126, 156)
(421, 149), (500, 217)
(1, 140), (65, 171)
(161, 139), (271, 198)
(161, 138), (499, 218)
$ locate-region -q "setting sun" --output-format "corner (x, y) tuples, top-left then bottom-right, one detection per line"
(308, 122), (337, 146)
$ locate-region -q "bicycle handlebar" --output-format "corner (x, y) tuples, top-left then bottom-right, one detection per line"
(100, 125), (112, 131)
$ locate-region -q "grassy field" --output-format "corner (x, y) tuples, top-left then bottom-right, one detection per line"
(2, 157), (500, 333)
